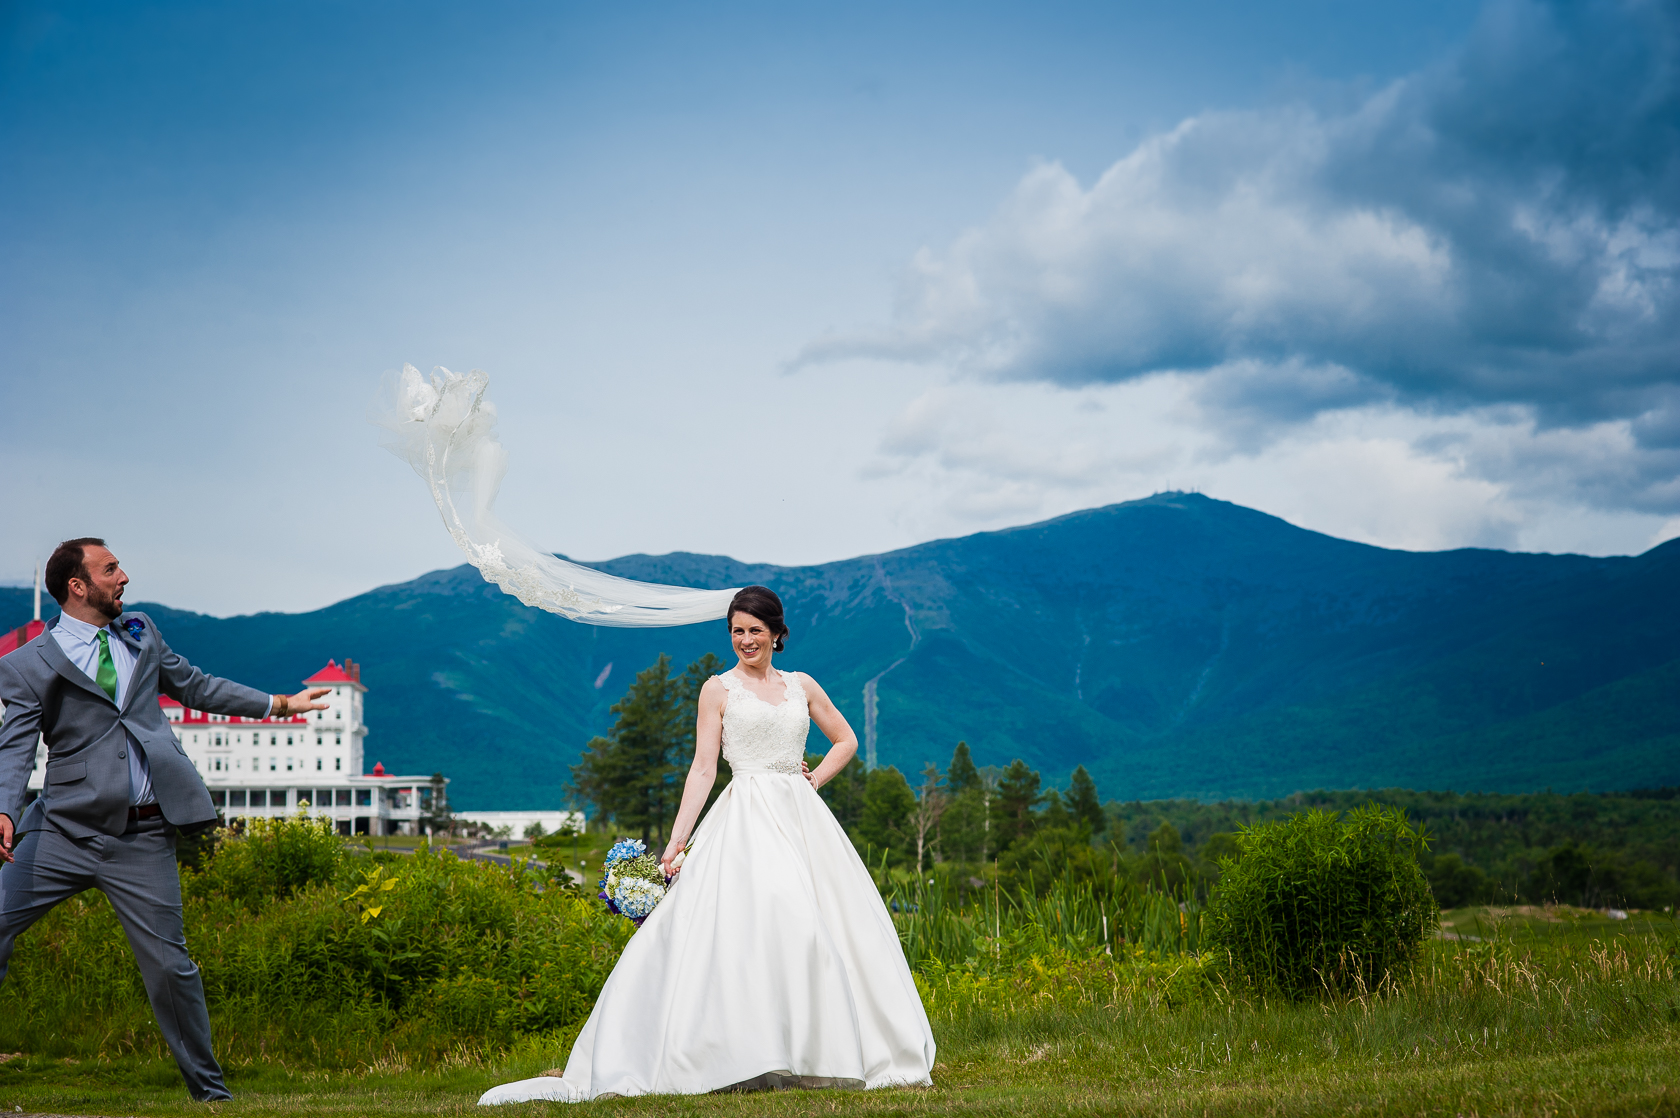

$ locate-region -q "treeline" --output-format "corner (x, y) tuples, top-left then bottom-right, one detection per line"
(1106, 788), (1680, 910)
(571, 656), (1680, 910)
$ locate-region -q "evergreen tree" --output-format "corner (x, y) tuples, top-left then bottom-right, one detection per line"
(990, 759), (1042, 854)
(1066, 765), (1106, 835)
(937, 741), (989, 864)
(947, 741), (980, 794)
(1040, 788), (1071, 830)
(938, 788), (987, 864)
(570, 655), (688, 844)
(856, 766), (916, 864)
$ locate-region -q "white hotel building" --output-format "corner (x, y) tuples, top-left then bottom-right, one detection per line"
(18, 657), (447, 836)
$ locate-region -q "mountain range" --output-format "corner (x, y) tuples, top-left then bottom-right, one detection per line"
(3, 493), (1676, 810)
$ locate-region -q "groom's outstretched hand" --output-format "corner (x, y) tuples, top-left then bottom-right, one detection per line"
(287, 687), (332, 713)
(0, 813), (13, 864)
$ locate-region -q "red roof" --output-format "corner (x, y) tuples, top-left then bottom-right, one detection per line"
(371, 761), (386, 776)
(0, 620), (46, 659)
(305, 658), (365, 688)
(159, 696), (183, 708)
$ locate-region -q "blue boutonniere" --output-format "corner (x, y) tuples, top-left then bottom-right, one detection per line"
(123, 617), (146, 640)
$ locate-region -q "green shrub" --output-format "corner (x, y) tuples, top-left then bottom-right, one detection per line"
(186, 814), (349, 909)
(1207, 804), (1435, 999)
(0, 815), (630, 1066)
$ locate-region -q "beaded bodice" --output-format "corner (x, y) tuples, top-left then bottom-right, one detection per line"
(716, 669), (809, 776)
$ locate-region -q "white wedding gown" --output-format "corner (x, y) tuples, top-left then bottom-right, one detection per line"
(479, 669), (937, 1104)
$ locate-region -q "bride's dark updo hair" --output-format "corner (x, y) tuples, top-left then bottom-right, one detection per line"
(727, 585), (789, 652)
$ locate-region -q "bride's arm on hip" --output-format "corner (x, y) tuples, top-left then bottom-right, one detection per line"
(800, 673), (858, 793)
(661, 677), (726, 877)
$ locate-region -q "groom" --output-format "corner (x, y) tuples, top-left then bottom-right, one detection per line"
(0, 538), (329, 1102)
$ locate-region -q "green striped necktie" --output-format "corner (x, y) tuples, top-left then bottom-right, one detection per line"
(95, 629), (119, 701)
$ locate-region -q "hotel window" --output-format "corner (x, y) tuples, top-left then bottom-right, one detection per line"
(315, 757), (322, 771)
(336, 735), (342, 745)
(336, 789), (352, 807)
(355, 789), (373, 807)
(210, 790), (226, 808)
(286, 734), (294, 746)
(214, 734), (222, 746)
(286, 758), (294, 771)
(270, 734), (277, 746)
(269, 758), (277, 771)
(316, 736), (322, 746)
(249, 791), (266, 808)
(228, 790), (245, 808)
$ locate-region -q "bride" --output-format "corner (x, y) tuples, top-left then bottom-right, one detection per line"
(479, 586), (937, 1104)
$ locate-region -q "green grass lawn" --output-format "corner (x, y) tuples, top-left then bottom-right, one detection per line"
(2, 1021), (1674, 1117)
(3, 904), (1676, 1117)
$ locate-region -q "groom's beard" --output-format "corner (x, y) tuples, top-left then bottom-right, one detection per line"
(87, 584), (123, 622)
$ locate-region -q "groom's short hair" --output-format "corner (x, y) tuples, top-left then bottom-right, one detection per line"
(45, 537), (107, 605)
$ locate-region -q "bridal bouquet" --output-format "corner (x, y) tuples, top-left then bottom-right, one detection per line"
(598, 838), (669, 925)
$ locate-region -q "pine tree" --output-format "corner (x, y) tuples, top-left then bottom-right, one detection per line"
(947, 741), (980, 794)
(570, 654), (688, 844)
(1066, 764), (1106, 835)
(990, 759), (1042, 854)
(1040, 787), (1071, 829)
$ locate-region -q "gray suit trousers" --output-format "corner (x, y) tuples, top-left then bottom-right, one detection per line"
(0, 819), (229, 1102)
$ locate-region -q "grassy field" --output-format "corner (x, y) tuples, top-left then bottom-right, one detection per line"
(1, 905), (1674, 1117)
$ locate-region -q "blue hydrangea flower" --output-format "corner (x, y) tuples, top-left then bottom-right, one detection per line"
(604, 838), (647, 868)
(614, 876), (665, 922)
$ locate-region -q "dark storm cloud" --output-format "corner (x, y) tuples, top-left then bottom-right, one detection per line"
(797, 0), (1680, 441)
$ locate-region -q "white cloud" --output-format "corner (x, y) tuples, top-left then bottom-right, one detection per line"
(862, 375), (1677, 557)
(801, 0), (1680, 521)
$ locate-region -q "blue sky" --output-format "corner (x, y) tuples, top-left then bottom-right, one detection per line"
(3, 0), (1675, 616)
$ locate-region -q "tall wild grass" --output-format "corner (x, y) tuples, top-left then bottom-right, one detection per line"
(0, 814), (1672, 1077)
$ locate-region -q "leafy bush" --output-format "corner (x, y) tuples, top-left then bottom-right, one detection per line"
(186, 814), (348, 908)
(1207, 804), (1435, 998)
(0, 815), (630, 1066)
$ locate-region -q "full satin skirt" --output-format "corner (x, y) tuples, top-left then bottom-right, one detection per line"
(478, 772), (936, 1104)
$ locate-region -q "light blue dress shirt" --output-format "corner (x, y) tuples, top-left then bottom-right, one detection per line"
(51, 612), (155, 807)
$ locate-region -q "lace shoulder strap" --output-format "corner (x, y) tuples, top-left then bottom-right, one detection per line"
(778, 669), (807, 698)
(714, 672), (742, 692)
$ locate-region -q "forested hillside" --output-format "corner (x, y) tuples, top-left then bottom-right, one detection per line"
(3, 493), (1676, 809)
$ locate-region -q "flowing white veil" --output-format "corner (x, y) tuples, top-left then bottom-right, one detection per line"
(378, 365), (739, 626)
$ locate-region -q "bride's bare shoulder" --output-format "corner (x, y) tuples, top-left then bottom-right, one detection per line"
(788, 670), (830, 699)
(699, 674), (730, 702)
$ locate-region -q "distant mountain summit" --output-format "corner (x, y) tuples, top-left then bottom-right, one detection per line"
(6, 494), (1676, 809)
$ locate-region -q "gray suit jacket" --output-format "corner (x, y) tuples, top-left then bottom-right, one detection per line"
(0, 611), (270, 839)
